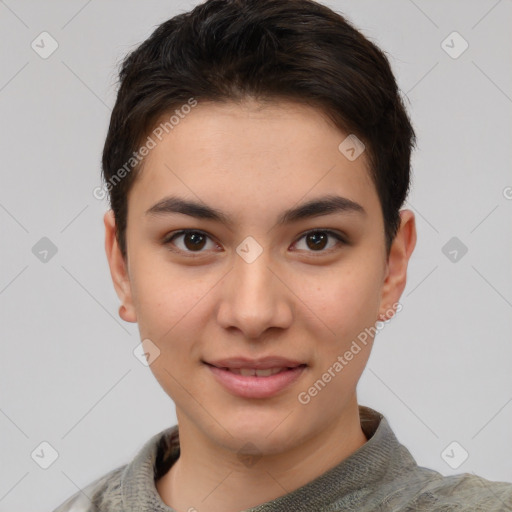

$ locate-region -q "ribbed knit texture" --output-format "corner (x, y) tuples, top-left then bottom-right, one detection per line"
(53, 405), (512, 511)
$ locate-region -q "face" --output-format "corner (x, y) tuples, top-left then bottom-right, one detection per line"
(105, 99), (416, 457)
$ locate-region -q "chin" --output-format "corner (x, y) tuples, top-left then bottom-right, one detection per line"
(217, 409), (305, 451)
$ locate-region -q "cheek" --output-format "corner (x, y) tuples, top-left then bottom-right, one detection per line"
(299, 260), (384, 343)
(129, 255), (211, 344)
(130, 263), (212, 396)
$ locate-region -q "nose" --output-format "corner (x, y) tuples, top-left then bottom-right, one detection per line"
(216, 245), (294, 340)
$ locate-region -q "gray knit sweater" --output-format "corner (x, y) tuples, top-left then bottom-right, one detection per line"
(52, 406), (512, 511)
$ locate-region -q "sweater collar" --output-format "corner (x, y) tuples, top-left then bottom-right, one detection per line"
(120, 405), (416, 511)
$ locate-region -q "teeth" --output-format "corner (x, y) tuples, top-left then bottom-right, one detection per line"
(227, 367), (286, 377)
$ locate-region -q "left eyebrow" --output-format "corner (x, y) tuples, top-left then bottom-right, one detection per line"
(275, 195), (366, 226)
(145, 194), (366, 226)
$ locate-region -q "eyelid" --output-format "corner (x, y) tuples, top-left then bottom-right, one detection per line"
(292, 229), (347, 253)
(163, 229), (221, 256)
(163, 228), (347, 255)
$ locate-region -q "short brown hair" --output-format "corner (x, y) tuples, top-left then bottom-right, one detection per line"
(102, 0), (415, 259)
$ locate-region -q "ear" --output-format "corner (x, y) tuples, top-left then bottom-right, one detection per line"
(378, 209), (417, 321)
(104, 210), (137, 323)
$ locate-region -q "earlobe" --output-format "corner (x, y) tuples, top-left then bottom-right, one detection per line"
(118, 304), (135, 323)
(377, 209), (417, 321)
(104, 210), (137, 323)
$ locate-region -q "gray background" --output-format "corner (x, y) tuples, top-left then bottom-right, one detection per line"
(0, 1), (511, 510)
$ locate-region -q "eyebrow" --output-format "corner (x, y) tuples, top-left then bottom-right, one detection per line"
(145, 194), (366, 226)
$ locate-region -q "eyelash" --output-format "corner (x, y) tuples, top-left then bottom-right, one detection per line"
(162, 229), (347, 257)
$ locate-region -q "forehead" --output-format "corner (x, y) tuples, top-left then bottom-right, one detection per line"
(128, 99), (379, 222)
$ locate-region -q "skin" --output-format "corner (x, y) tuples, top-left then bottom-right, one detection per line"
(104, 99), (416, 512)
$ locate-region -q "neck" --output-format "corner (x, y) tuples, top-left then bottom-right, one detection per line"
(156, 403), (367, 512)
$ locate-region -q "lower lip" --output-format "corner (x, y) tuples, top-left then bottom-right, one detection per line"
(206, 364), (307, 399)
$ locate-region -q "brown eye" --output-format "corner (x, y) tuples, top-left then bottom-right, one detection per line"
(164, 230), (218, 254)
(183, 232), (207, 251)
(306, 232), (328, 250)
(294, 230), (345, 252)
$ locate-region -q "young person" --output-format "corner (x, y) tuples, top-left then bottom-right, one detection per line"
(54, 0), (512, 510)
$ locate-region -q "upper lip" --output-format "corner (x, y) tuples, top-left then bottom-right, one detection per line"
(204, 357), (307, 370)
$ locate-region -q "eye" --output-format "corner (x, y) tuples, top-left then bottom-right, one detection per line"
(163, 229), (219, 255)
(163, 228), (347, 257)
(293, 229), (346, 253)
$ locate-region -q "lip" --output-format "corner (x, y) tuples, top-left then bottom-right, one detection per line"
(205, 356), (306, 370)
(204, 360), (307, 399)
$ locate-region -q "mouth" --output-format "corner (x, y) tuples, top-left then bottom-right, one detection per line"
(203, 360), (308, 399)
(205, 363), (306, 375)
(214, 366), (301, 377)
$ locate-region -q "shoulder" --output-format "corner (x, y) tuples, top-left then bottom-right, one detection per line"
(429, 471), (512, 511)
(51, 425), (180, 512)
(391, 468), (512, 511)
(51, 465), (125, 512)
